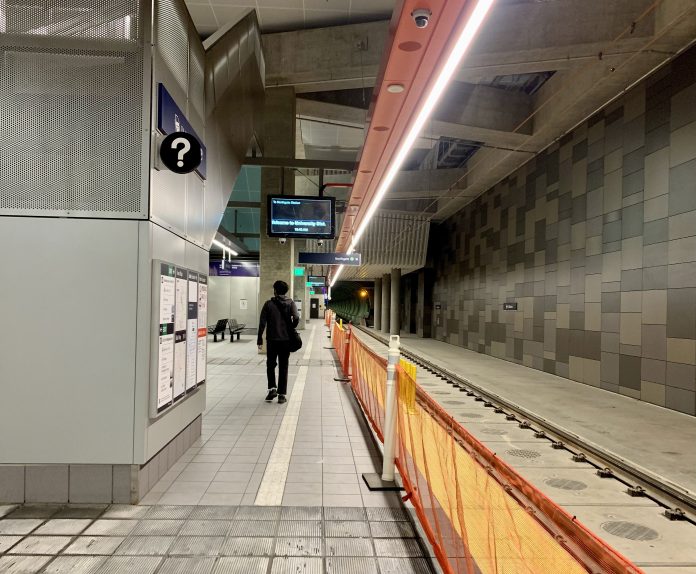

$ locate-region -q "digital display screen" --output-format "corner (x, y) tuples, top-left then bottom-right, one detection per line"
(307, 275), (326, 286)
(267, 195), (335, 239)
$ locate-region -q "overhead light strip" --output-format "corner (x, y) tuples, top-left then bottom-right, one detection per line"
(212, 238), (239, 257)
(330, 264), (345, 287)
(347, 0), (495, 254)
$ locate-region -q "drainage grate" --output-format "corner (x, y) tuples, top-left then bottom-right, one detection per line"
(481, 428), (508, 435)
(601, 521), (659, 541)
(506, 449), (541, 459)
(545, 478), (587, 491)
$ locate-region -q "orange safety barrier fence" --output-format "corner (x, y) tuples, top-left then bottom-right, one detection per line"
(325, 309), (331, 327)
(331, 320), (351, 377)
(346, 334), (643, 574)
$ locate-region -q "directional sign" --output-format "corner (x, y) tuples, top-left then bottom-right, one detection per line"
(160, 132), (202, 174)
(298, 252), (361, 266)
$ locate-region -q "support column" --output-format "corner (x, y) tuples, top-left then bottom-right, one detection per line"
(381, 273), (390, 334)
(259, 87), (296, 319)
(390, 268), (401, 336)
(374, 278), (382, 331)
(417, 269), (434, 338)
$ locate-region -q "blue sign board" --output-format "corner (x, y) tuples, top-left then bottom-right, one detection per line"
(209, 262), (260, 277)
(158, 83), (207, 179)
(298, 252), (361, 266)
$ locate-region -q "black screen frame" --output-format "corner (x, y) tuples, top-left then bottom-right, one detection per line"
(266, 195), (336, 239)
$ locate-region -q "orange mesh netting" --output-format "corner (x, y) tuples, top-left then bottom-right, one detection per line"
(346, 334), (643, 574)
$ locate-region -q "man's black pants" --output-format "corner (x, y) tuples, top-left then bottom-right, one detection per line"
(267, 340), (291, 395)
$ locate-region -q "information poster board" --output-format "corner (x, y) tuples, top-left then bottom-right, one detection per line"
(156, 263), (176, 411)
(151, 261), (208, 419)
(173, 267), (188, 401)
(186, 271), (199, 393)
(197, 275), (208, 385)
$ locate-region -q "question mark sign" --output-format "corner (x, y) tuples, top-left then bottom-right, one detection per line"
(171, 137), (191, 168)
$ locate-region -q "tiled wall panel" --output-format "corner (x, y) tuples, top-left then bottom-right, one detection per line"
(432, 48), (696, 416)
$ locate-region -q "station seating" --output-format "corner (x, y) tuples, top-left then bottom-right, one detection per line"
(228, 318), (246, 341)
(207, 319), (228, 342)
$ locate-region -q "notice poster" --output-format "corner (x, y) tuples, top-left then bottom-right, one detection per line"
(156, 263), (175, 411)
(197, 275), (208, 385)
(186, 271), (199, 392)
(173, 267), (188, 401)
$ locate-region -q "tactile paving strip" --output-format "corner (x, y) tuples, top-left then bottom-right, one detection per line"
(41, 555), (106, 574)
(221, 537), (274, 557)
(326, 556), (379, 574)
(213, 556), (269, 574)
(156, 557), (215, 574)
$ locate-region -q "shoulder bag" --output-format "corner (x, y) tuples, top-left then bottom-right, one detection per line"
(272, 298), (302, 352)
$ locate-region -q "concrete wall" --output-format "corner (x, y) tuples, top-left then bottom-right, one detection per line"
(431, 46), (696, 416)
(208, 276), (260, 330)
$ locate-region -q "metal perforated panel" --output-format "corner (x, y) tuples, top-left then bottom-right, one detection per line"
(0, 43), (145, 215)
(156, 0), (189, 96)
(189, 41), (205, 122)
(2, 0), (139, 42)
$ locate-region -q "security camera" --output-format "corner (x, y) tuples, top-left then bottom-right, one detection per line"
(317, 239), (324, 247)
(411, 8), (431, 28)
(278, 237), (287, 245)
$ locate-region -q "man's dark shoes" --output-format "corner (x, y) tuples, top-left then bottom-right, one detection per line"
(277, 395), (287, 404)
(265, 389), (278, 402)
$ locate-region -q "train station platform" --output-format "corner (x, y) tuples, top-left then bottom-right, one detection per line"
(0, 322), (436, 574)
(351, 327), (696, 573)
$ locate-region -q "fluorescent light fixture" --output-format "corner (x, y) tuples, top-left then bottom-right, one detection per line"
(330, 265), (345, 287)
(212, 238), (238, 257)
(348, 0), (495, 252)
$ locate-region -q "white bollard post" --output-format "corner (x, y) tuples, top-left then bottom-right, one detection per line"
(381, 334), (400, 482)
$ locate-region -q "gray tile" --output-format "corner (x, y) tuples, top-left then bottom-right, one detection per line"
(145, 506), (193, 520)
(0, 536), (21, 553)
(131, 520), (184, 536)
(115, 536), (174, 556)
(0, 467), (24, 503)
(227, 520), (276, 537)
(325, 538), (374, 557)
(669, 159), (696, 215)
(101, 506), (148, 520)
(42, 556), (106, 574)
(70, 466), (113, 504)
(0, 519), (43, 535)
(665, 387), (696, 415)
(666, 362), (696, 392)
(277, 521), (321, 537)
(35, 519), (93, 535)
(213, 557), (269, 574)
(369, 521), (416, 538)
(157, 557), (215, 574)
(365, 507), (409, 522)
(25, 466), (69, 504)
(279, 507), (322, 521)
(274, 537), (322, 557)
(220, 538), (274, 557)
(7, 535), (71, 555)
(63, 536), (125, 555)
(233, 506), (281, 521)
(270, 557), (322, 574)
(180, 520), (231, 536)
(377, 558), (433, 574)
(85, 520), (137, 536)
(374, 538), (424, 557)
(667, 288), (696, 339)
(326, 557), (378, 574)
(0, 556), (52, 574)
(324, 521), (370, 538)
(169, 536), (224, 556)
(93, 556), (162, 574)
(189, 507), (239, 520)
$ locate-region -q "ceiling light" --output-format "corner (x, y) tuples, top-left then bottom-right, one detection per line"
(349, 0), (496, 252)
(212, 238), (238, 257)
(330, 265), (345, 287)
(387, 83), (405, 93)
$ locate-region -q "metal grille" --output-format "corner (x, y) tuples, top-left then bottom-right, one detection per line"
(506, 449), (541, 459)
(545, 478), (587, 491)
(189, 42), (205, 122)
(601, 521), (659, 541)
(2, 0), (139, 41)
(0, 45), (144, 215)
(156, 0), (189, 96)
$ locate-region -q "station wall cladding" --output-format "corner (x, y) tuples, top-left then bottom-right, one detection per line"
(431, 46), (696, 416)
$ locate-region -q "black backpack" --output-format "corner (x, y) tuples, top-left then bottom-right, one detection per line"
(272, 298), (302, 352)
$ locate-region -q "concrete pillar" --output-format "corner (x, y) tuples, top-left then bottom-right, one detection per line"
(374, 278), (382, 330)
(417, 269), (433, 338)
(259, 87), (296, 323)
(381, 273), (391, 334)
(390, 268), (401, 336)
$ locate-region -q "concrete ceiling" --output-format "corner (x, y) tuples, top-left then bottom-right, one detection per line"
(185, 0), (394, 37)
(259, 0), (696, 225)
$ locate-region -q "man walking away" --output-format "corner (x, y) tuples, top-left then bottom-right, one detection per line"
(257, 280), (300, 404)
